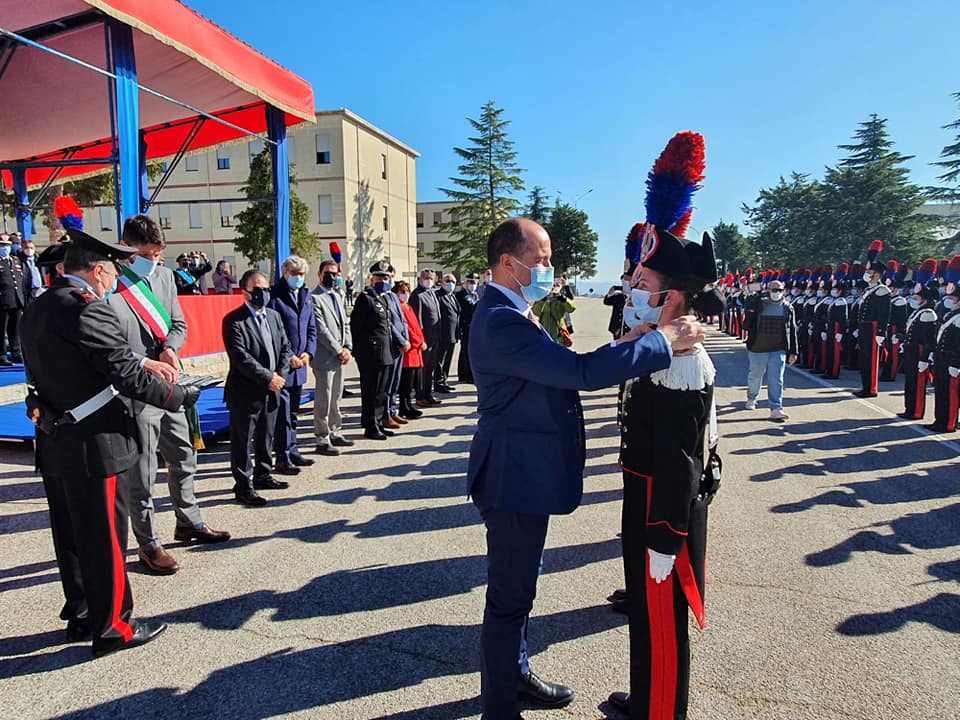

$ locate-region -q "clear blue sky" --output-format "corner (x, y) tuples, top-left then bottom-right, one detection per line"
(189, 0), (960, 282)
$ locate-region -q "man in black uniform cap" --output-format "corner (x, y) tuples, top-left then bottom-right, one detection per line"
(19, 229), (200, 658)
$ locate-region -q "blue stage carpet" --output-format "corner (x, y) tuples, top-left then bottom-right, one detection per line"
(0, 388), (314, 443)
(0, 365), (26, 387)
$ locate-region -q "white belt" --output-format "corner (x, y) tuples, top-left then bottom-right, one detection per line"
(62, 385), (118, 424)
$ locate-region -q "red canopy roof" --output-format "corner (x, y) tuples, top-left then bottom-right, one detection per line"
(1, 0), (315, 187)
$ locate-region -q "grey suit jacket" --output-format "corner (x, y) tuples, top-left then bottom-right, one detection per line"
(410, 285), (441, 346)
(107, 264), (188, 359)
(311, 284), (352, 371)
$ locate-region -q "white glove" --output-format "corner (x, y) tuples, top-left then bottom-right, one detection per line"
(892, 335), (900, 345)
(807, 323), (814, 333)
(853, 329), (860, 339)
(918, 361), (929, 373)
(950, 367), (960, 379)
(835, 333), (843, 343)
(820, 332), (827, 342)
(648, 549), (676, 584)
(875, 336), (885, 346)
(898, 343), (905, 353)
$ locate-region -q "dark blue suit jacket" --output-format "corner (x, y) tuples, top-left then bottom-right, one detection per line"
(268, 283), (318, 388)
(381, 290), (409, 354)
(467, 286), (672, 515)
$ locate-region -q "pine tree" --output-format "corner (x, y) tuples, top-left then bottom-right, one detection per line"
(434, 101), (525, 274)
(741, 173), (826, 267)
(711, 220), (754, 273)
(524, 186), (552, 225)
(546, 201), (598, 279)
(929, 91), (960, 203)
(235, 148), (319, 270)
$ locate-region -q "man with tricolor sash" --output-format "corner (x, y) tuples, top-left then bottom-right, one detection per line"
(109, 215), (230, 576)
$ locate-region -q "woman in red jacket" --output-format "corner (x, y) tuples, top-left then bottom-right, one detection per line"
(395, 281), (427, 419)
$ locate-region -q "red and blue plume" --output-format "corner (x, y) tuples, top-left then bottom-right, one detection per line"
(947, 255), (960, 284)
(644, 131), (705, 240)
(915, 258), (938, 286)
(938, 259), (949, 279)
(894, 262), (908, 285)
(54, 196), (83, 231)
(866, 240), (883, 264)
(625, 222), (645, 264)
(329, 241), (342, 265)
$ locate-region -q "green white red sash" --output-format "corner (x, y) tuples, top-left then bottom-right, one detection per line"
(117, 265), (172, 343)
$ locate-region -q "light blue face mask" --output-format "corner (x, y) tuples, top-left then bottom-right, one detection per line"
(0, 246), (9, 258)
(130, 254), (158, 278)
(286, 274), (305, 290)
(511, 257), (554, 303)
(625, 287), (669, 328)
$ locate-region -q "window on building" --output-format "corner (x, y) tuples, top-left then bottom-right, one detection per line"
(189, 205), (203, 229)
(220, 202), (233, 227)
(99, 207), (114, 232)
(157, 204), (171, 230)
(248, 139), (264, 159)
(287, 137), (297, 166)
(380, 153), (387, 180)
(315, 134), (331, 164)
(416, 242), (425, 254)
(318, 195), (333, 225)
(216, 148), (230, 170)
(185, 155), (199, 172)
(382, 205), (389, 231)
(433, 211), (442, 225)
(450, 211), (460, 227)
(416, 212), (424, 228)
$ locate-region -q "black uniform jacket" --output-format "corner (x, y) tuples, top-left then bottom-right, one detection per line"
(349, 287), (394, 366)
(20, 277), (187, 479)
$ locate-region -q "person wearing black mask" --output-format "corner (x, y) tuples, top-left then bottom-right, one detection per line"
(349, 261), (397, 440)
(222, 270), (293, 506)
(311, 259), (354, 455)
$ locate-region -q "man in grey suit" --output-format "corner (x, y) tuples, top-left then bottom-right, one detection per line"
(410, 268), (442, 406)
(381, 264), (410, 428)
(311, 258), (355, 456)
(110, 215), (229, 576)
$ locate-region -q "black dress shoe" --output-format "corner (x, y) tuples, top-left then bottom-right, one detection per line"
(330, 435), (354, 447)
(517, 670), (574, 708)
(896, 412), (916, 420)
(93, 621), (167, 658)
(399, 408), (423, 419)
(342, 388), (355, 397)
(66, 619), (91, 643)
(380, 428), (395, 437)
(925, 423), (953, 433)
(289, 454), (315, 467)
(235, 492), (267, 507)
(254, 476), (290, 489)
(315, 441), (341, 456)
(434, 384), (455, 393)
(855, 390), (877, 398)
(611, 597), (628, 614)
(608, 588), (627, 602)
(364, 429), (388, 440)
(273, 463), (300, 476)
(608, 691), (630, 712)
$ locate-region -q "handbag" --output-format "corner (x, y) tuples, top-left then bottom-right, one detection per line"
(556, 319), (574, 347)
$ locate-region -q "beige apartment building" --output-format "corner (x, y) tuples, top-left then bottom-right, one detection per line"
(416, 200), (477, 273)
(39, 109), (420, 281)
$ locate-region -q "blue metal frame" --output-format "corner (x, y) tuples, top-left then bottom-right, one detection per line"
(12, 169), (31, 240)
(109, 21), (139, 236)
(267, 105), (291, 281)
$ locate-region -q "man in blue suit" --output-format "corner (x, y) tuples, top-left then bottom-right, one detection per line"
(468, 218), (705, 720)
(269, 256), (318, 474)
(381, 264), (411, 428)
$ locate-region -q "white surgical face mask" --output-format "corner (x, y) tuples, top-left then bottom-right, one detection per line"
(421, 278), (434, 289)
(769, 291), (783, 302)
(625, 287), (669, 328)
(830, 289), (840, 298)
(945, 298), (957, 310)
(863, 272), (872, 283)
(398, 292), (409, 302)
(465, 282), (476, 292)
(816, 290), (825, 298)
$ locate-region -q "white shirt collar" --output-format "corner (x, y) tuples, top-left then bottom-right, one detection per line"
(487, 281), (528, 313)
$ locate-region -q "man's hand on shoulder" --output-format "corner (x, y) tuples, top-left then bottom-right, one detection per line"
(658, 315), (706, 354)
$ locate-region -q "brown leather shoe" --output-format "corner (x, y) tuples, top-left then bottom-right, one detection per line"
(391, 415), (409, 425)
(138, 546), (179, 575)
(173, 524), (231, 544)
(383, 417), (402, 429)
(415, 399), (433, 409)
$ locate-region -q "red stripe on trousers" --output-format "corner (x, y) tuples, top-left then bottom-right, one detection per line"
(104, 475), (134, 642)
(889, 326), (900, 377)
(949, 375), (960, 432)
(819, 340), (827, 371)
(869, 322), (879, 394)
(645, 476), (678, 720)
(913, 344), (926, 419)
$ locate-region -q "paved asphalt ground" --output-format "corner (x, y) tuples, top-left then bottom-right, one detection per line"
(0, 297), (957, 720)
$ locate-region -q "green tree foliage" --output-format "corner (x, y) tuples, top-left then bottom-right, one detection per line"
(711, 220), (754, 273)
(741, 173), (826, 268)
(434, 101), (525, 274)
(546, 201), (598, 279)
(524, 185), (552, 225)
(235, 148), (319, 269)
(929, 91), (960, 204)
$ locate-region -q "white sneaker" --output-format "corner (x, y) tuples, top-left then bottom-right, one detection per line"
(745, 400), (757, 410)
(770, 409), (789, 421)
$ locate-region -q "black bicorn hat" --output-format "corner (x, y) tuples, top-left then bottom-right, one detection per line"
(36, 240), (70, 267)
(368, 260), (392, 277)
(63, 229), (136, 265)
(637, 225), (718, 287)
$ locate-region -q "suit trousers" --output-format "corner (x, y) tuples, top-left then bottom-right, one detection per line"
(274, 385), (304, 464)
(417, 345), (437, 400)
(123, 404), (202, 550)
(44, 470), (135, 651)
(0, 307), (22, 358)
(434, 340), (456, 388)
(312, 364), (344, 440)
(385, 354), (403, 419)
(358, 360), (391, 431)
(475, 500), (549, 720)
(623, 473), (691, 720)
(458, 328), (474, 384)
(229, 396), (277, 494)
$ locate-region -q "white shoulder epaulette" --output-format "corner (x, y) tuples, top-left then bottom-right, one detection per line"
(891, 295), (907, 306)
(876, 286), (892, 296)
(918, 308), (937, 323)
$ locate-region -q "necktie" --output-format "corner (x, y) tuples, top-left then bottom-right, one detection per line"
(325, 291), (342, 329)
(258, 313), (277, 370)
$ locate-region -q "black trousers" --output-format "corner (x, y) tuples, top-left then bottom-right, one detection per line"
(458, 327), (474, 383)
(858, 321), (881, 394)
(434, 340), (456, 388)
(273, 384), (303, 465)
(229, 395), (277, 493)
(0, 306), (22, 359)
(932, 361), (960, 431)
(417, 344), (438, 400)
(902, 345), (929, 419)
(622, 472), (691, 720)
(399, 367), (419, 413)
(358, 360), (391, 430)
(43, 470), (135, 652)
